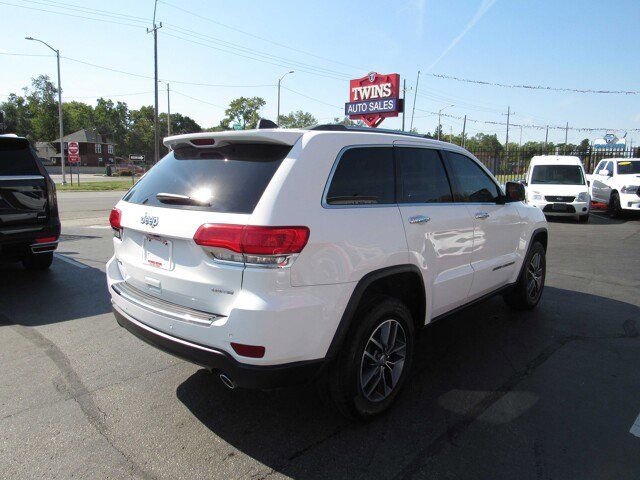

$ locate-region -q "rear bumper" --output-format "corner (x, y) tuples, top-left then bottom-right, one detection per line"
(0, 218), (60, 260)
(113, 305), (324, 389)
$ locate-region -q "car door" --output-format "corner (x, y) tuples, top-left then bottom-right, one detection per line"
(395, 146), (475, 319)
(600, 161), (615, 203)
(443, 151), (524, 299)
(590, 161), (606, 201)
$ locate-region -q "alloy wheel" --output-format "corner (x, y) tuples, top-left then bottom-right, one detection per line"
(526, 252), (544, 300)
(359, 319), (407, 402)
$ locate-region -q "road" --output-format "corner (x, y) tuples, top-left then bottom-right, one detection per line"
(1, 193), (639, 479)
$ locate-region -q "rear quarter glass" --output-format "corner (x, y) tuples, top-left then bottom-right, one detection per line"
(123, 143), (292, 214)
(0, 138), (42, 175)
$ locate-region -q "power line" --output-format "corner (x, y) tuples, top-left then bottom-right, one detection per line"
(417, 110), (640, 132)
(162, 31), (350, 82)
(158, 0), (365, 73)
(171, 90), (226, 110)
(163, 24), (353, 80)
(280, 86), (343, 110)
(426, 72), (639, 95)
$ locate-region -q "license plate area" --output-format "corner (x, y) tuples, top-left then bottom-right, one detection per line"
(551, 203), (568, 211)
(143, 235), (173, 270)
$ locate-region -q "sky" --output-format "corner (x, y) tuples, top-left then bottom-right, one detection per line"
(1, 0), (639, 145)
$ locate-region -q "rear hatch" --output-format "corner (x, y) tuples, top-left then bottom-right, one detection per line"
(114, 134), (299, 315)
(0, 137), (49, 232)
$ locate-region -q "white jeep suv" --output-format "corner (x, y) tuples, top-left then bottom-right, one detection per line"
(590, 158), (640, 216)
(107, 125), (548, 419)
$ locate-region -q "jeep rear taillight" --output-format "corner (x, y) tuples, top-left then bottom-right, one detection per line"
(109, 208), (122, 238)
(194, 224), (309, 267)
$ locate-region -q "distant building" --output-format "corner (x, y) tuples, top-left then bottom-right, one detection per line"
(51, 129), (116, 167)
(35, 141), (56, 165)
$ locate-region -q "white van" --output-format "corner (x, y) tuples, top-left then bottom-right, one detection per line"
(524, 155), (590, 222)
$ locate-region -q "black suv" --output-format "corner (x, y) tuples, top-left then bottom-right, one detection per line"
(0, 135), (60, 270)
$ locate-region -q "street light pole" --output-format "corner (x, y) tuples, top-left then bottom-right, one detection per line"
(166, 82), (171, 137)
(437, 104), (454, 141)
(276, 71), (294, 125)
(26, 36), (66, 184)
(147, 0), (162, 164)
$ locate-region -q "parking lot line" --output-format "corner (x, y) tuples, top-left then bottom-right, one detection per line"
(631, 413), (640, 438)
(54, 253), (89, 269)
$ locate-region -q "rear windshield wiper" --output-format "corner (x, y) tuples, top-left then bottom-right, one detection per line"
(156, 192), (211, 206)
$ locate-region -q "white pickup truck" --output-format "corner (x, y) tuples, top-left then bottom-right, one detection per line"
(590, 158), (640, 216)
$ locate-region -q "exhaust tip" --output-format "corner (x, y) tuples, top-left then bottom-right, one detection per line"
(219, 373), (236, 390)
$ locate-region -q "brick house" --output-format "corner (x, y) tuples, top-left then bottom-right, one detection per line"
(51, 129), (117, 167)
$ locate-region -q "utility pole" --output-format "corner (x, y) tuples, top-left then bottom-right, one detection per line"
(410, 70), (420, 131)
(462, 114), (467, 148)
(519, 125), (523, 148)
(166, 83), (171, 137)
(147, 0), (162, 164)
(402, 79), (406, 131)
(449, 126), (453, 143)
(26, 36), (66, 184)
(504, 106), (511, 159)
(564, 122), (569, 153)
(544, 125), (549, 151)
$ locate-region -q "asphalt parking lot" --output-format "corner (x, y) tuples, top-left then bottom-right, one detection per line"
(1, 193), (639, 480)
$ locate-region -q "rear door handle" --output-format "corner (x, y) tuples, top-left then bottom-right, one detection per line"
(475, 212), (490, 219)
(409, 215), (431, 224)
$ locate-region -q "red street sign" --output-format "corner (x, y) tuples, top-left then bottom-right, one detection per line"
(68, 141), (79, 156)
(68, 154), (80, 165)
(345, 72), (402, 128)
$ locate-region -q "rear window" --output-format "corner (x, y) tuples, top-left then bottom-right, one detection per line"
(0, 138), (41, 175)
(617, 161), (640, 175)
(531, 165), (585, 185)
(123, 143), (292, 214)
(325, 147), (394, 205)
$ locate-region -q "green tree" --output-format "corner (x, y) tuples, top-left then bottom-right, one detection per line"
(0, 93), (32, 138)
(278, 110), (317, 128)
(166, 112), (201, 136)
(332, 116), (365, 127)
(26, 75), (59, 142)
(63, 101), (95, 134)
(220, 97), (266, 129)
(94, 98), (129, 153)
(125, 106), (155, 161)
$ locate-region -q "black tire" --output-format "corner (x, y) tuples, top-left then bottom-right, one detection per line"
(503, 242), (546, 310)
(578, 214), (589, 223)
(609, 192), (622, 218)
(327, 296), (414, 420)
(22, 252), (53, 270)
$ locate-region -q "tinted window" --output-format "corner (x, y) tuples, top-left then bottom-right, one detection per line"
(396, 148), (452, 203)
(605, 161), (614, 174)
(123, 143), (291, 214)
(326, 147), (394, 205)
(445, 152), (500, 203)
(617, 160), (640, 175)
(0, 138), (41, 175)
(531, 165), (585, 185)
(594, 161), (605, 174)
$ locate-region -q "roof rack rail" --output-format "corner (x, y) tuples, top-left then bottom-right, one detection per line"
(310, 124), (428, 139)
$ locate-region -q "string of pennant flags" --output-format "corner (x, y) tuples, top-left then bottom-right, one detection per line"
(426, 73), (640, 96)
(422, 111), (640, 133)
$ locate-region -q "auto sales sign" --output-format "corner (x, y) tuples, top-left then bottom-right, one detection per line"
(345, 72), (402, 128)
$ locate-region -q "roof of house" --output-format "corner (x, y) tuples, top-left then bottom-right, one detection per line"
(53, 128), (116, 145)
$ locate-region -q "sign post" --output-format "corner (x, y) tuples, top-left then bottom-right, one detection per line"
(345, 72), (403, 128)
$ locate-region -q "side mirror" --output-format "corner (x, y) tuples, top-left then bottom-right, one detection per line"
(600, 169), (611, 176)
(505, 181), (525, 203)
(587, 180), (591, 187)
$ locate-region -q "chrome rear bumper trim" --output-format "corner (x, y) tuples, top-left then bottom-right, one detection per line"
(30, 241), (58, 254)
(111, 281), (220, 326)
